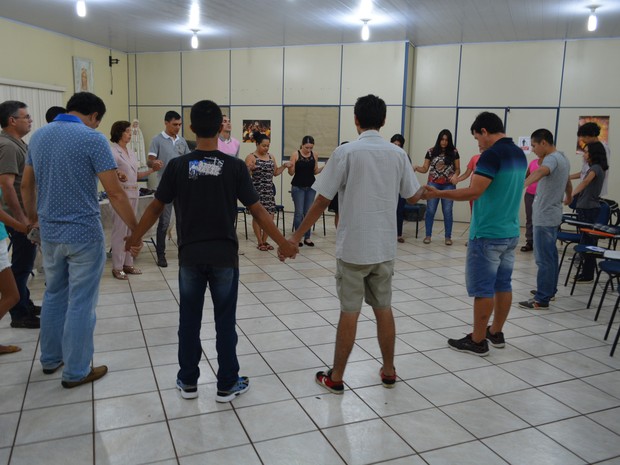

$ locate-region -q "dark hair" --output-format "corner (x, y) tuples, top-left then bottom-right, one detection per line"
(586, 142), (608, 171)
(190, 100), (223, 138)
(0, 100), (27, 128)
(66, 92), (106, 120)
(45, 106), (66, 123)
(301, 135), (314, 145)
(254, 131), (270, 145)
(354, 94), (386, 130)
(577, 122), (601, 138)
(164, 110), (181, 122)
(470, 111), (504, 135)
(390, 134), (405, 146)
(431, 129), (457, 164)
(530, 128), (554, 145)
(110, 120), (131, 143)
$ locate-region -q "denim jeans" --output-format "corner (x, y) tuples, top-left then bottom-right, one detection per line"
(396, 196), (406, 237)
(178, 265), (240, 391)
(577, 207), (601, 279)
(533, 226), (559, 303)
(156, 202), (173, 257)
(6, 227), (37, 320)
(291, 186), (316, 240)
(425, 182), (455, 238)
(40, 240), (106, 382)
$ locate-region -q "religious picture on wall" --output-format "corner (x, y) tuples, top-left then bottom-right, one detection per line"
(73, 57), (94, 93)
(242, 120), (271, 143)
(518, 136), (531, 155)
(577, 115), (609, 152)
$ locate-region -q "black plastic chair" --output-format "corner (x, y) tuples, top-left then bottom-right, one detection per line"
(235, 206), (248, 240)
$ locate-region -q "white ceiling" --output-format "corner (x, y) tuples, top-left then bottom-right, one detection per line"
(2, 0), (620, 53)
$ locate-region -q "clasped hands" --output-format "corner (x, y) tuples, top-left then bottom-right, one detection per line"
(277, 238), (298, 262)
(124, 233), (144, 258)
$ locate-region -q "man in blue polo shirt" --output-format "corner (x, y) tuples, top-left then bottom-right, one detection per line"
(21, 92), (139, 388)
(426, 112), (527, 356)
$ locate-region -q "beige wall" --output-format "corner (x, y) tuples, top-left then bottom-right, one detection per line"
(130, 42), (411, 212)
(0, 18), (129, 138)
(410, 38), (620, 228)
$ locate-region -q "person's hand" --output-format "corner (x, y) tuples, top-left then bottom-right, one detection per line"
(151, 161), (162, 172)
(423, 185), (439, 199)
(124, 234), (143, 257)
(563, 195), (572, 206)
(117, 170), (128, 182)
(277, 239), (298, 262)
(450, 174), (459, 185)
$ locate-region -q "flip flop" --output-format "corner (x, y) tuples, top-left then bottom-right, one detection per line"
(0, 345), (21, 355)
(257, 244), (269, 251)
(264, 242), (274, 250)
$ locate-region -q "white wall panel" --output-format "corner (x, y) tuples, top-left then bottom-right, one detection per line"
(283, 45), (341, 105)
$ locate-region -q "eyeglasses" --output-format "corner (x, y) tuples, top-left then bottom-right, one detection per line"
(11, 114), (32, 121)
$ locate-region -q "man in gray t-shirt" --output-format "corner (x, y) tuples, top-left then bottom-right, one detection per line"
(147, 111), (190, 267)
(519, 129), (571, 309)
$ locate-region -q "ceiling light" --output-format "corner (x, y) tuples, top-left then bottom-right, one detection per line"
(587, 5), (599, 32)
(361, 19), (370, 41)
(190, 30), (199, 49)
(359, 0), (373, 18)
(189, 2), (200, 29)
(76, 0), (86, 17)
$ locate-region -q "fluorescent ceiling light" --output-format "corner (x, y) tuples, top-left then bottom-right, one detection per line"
(191, 30), (199, 49)
(76, 0), (86, 17)
(587, 6), (599, 32)
(361, 20), (370, 41)
(189, 2), (200, 29)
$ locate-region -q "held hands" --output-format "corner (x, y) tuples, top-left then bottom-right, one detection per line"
(124, 234), (144, 258)
(277, 239), (299, 262)
(422, 185), (439, 199)
(151, 160), (163, 172)
(449, 174), (459, 185)
(563, 194), (572, 206)
(117, 170), (128, 183)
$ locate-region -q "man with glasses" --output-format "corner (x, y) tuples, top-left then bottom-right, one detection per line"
(0, 100), (39, 329)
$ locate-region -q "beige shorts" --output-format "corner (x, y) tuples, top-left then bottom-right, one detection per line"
(0, 239), (10, 272)
(335, 259), (394, 312)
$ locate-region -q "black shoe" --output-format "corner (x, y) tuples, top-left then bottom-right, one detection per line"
(10, 315), (40, 329)
(520, 242), (533, 252)
(573, 275), (593, 284)
(447, 334), (489, 356)
(518, 299), (549, 309)
(29, 301), (42, 316)
(157, 255), (168, 267)
(43, 362), (64, 375)
(530, 290), (555, 301)
(486, 326), (505, 348)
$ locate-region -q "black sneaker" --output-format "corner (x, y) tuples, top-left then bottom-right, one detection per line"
(216, 376), (250, 403)
(529, 290), (555, 301)
(157, 255), (168, 267)
(10, 315), (40, 329)
(486, 326), (505, 348)
(176, 379), (198, 399)
(518, 299), (549, 309)
(447, 334), (489, 356)
(29, 301), (42, 316)
(573, 275), (593, 284)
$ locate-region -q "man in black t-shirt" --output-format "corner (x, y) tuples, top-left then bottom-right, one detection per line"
(126, 100), (297, 402)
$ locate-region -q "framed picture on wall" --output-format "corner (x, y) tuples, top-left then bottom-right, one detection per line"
(73, 57), (94, 93)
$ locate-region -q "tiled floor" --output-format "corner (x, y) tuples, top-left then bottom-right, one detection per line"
(1, 220), (620, 465)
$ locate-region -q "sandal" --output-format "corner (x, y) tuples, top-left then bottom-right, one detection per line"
(303, 240), (315, 247)
(112, 269), (128, 280)
(257, 244), (269, 251)
(445, 239), (453, 246)
(423, 237), (431, 244)
(264, 242), (274, 250)
(122, 266), (142, 275)
(0, 344), (21, 355)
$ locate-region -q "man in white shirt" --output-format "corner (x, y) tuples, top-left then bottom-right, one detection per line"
(288, 94), (424, 394)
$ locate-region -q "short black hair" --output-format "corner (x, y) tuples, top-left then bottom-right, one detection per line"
(354, 94), (386, 130)
(45, 106), (66, 123)
(66, 93), (106, 121)
(390, 134), (405, 146)
(164, 110), (181, 122)
(530, 128), (554, 145)
(0, 100), (27, 128)
(254, 132), (270, 145)
(470, 112), (504, 135)
(577, 122), (601, 138)
(190, 100), (223, 138)
(110, 120), (131, 143)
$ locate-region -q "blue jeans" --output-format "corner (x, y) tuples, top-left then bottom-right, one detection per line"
(291, 186), (316, 240)
(156, 202), (173, 257)
(466, 237), (518, 298)
(6, 227), (37, 320)
(425, 183), (455, 238)
(178, 265), (240, 391)
(40, 240), (106, 382)
(533, 226), (559, 304)
(396, 196), (406, 237)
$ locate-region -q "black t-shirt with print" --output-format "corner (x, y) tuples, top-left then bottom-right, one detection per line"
(155, 149), (259, 267)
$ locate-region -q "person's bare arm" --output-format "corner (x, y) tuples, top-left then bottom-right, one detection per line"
(524, 165), (551, 188)
(425, 174), (492, 202)
(248, 201), (298, 260)
(20, 165), (37, 224)
(0, 173), (27, 224)
(125, 198), (166, 252)
(98, 169), (138, 230)
(406, 186), (427, 204)
(413, 158), (431, 174)
(563, 178), (573, 206)
(571, 170), (596, 197)
(287, 152), (297, 176)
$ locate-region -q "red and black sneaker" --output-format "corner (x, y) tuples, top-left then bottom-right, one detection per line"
(315, 369), (344, 394)
(380, 367), (397, 388)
